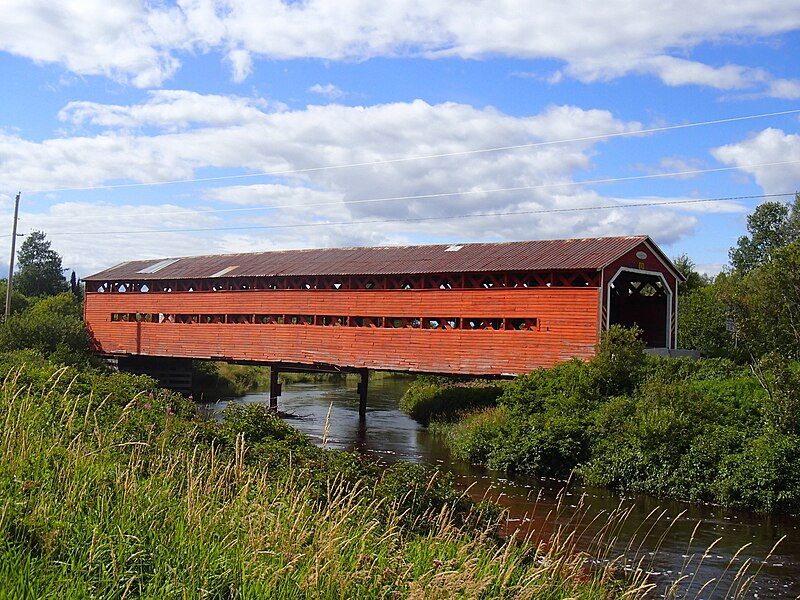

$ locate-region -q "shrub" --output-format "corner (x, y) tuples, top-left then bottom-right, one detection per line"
(433, 406), (512, 465)
(499, 359), (599, 412)
(219, 403), (308, 445)
(590, 324), (646, 396)
(714, 432), (800, 511)
(400, 378), (504, 425)
(485, 411), (587, 477)
(0, 293), (91, 366)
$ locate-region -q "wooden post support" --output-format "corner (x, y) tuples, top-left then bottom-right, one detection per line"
(269, 368), (281, 410)
(357, 368), (369, 419)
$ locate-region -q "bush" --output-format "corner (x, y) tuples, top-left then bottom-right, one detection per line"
(486, 411), (588, 477)
(499, 359), (598, 412)
(714, 432), (800, 511)
(432, 406), (512, 465)
(0, 293), (91, 366)
(590, 324), (646, 396)
(400, 378), (504, 425)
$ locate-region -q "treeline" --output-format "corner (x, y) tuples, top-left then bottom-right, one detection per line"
(406, 194), (800, 513)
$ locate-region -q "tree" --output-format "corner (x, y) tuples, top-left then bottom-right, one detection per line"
(0, 280), (30, 315)
(724, 241), (800, 360)
(13, 231), (68, 297)
(69, 270), (81, 298)
(677, 276), (739, 359)
(673, 254), (708, 296)
(729, 193), (800, 273)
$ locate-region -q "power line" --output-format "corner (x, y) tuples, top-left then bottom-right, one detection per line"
(33, 192), (797, 238)
(21, 107), (800, 195)
(31, 158), (800, 220)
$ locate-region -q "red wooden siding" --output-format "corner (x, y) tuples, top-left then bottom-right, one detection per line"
(85, 287), (601, 375)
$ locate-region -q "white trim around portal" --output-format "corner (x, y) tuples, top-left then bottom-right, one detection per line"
(605, 266), (673, 349)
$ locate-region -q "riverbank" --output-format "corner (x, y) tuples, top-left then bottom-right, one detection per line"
(192, 361), (413, 401)
(404, 328), (800, 514)
(0, 351), (642, 598)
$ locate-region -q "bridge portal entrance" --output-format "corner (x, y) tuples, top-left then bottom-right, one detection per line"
(607, 268), (671, 348)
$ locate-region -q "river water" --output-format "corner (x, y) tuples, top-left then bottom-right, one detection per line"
(208, 377), (799, 599)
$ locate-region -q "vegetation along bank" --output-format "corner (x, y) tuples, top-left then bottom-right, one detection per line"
(404, 198), (800, 514)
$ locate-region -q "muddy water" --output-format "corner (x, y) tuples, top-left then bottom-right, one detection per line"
(209, 377), (799, 598)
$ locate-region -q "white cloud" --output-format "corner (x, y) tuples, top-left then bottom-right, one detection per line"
(0, 201), (224, 276)
(0, 93), (726, 273)
(203, 183), (342, 206)
(766, 78), (800, 100)
(712, 128), (800, 194)
(638, 57), (767, 90)
(696, 262), (725, 277)
(226, 49), (253, 82)
(1, 1), (799, 94)
(0, 0), (186, 87)
(58, 90), (273, 130)
(636, 156), (709, 180)
(308, 83), (345, 99)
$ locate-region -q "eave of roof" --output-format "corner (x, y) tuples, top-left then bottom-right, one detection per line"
(84, 235), (655, 281)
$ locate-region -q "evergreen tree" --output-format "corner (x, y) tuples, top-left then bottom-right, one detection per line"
(14, 231), (68, 297)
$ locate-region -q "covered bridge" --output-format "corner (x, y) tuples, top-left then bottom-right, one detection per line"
(84, 235), (683, 379)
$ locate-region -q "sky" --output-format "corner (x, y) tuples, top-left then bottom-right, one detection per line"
(1, 1), (799, 277)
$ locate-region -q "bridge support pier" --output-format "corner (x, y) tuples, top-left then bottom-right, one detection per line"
(269, 368), (281, 411)
(357, 368), (369, 420)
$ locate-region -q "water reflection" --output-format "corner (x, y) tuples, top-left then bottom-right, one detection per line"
(208, 377), (799, 599)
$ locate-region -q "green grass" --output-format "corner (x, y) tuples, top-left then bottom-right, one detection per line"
(0, 354), (650, 599)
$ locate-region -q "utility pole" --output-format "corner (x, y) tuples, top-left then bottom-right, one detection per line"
(4, 192), (20, 320)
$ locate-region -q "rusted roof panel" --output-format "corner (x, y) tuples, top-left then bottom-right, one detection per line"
(84, 235), (651, 281)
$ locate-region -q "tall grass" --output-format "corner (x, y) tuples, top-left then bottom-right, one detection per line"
(0, 363), (641, 599)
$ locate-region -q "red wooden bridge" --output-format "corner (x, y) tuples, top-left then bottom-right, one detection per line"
(84, 235), (683, 411)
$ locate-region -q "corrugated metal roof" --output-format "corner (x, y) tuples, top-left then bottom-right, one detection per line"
(84, 235), (653, 281)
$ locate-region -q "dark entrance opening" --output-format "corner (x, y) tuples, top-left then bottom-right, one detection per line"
(608, 270), (669, 348)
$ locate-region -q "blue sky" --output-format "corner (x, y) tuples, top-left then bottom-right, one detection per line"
(1, 1), (799, 276)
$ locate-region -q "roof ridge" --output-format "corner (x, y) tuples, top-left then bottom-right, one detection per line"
(99, 234), (648, 265)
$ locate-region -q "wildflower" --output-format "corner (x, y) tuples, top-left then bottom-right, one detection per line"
(433, 559), (443, 569)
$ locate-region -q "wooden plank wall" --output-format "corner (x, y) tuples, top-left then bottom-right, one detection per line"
(85, 287), (600, 375)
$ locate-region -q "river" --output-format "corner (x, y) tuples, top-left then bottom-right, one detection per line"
(207, 376), (799, 599)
